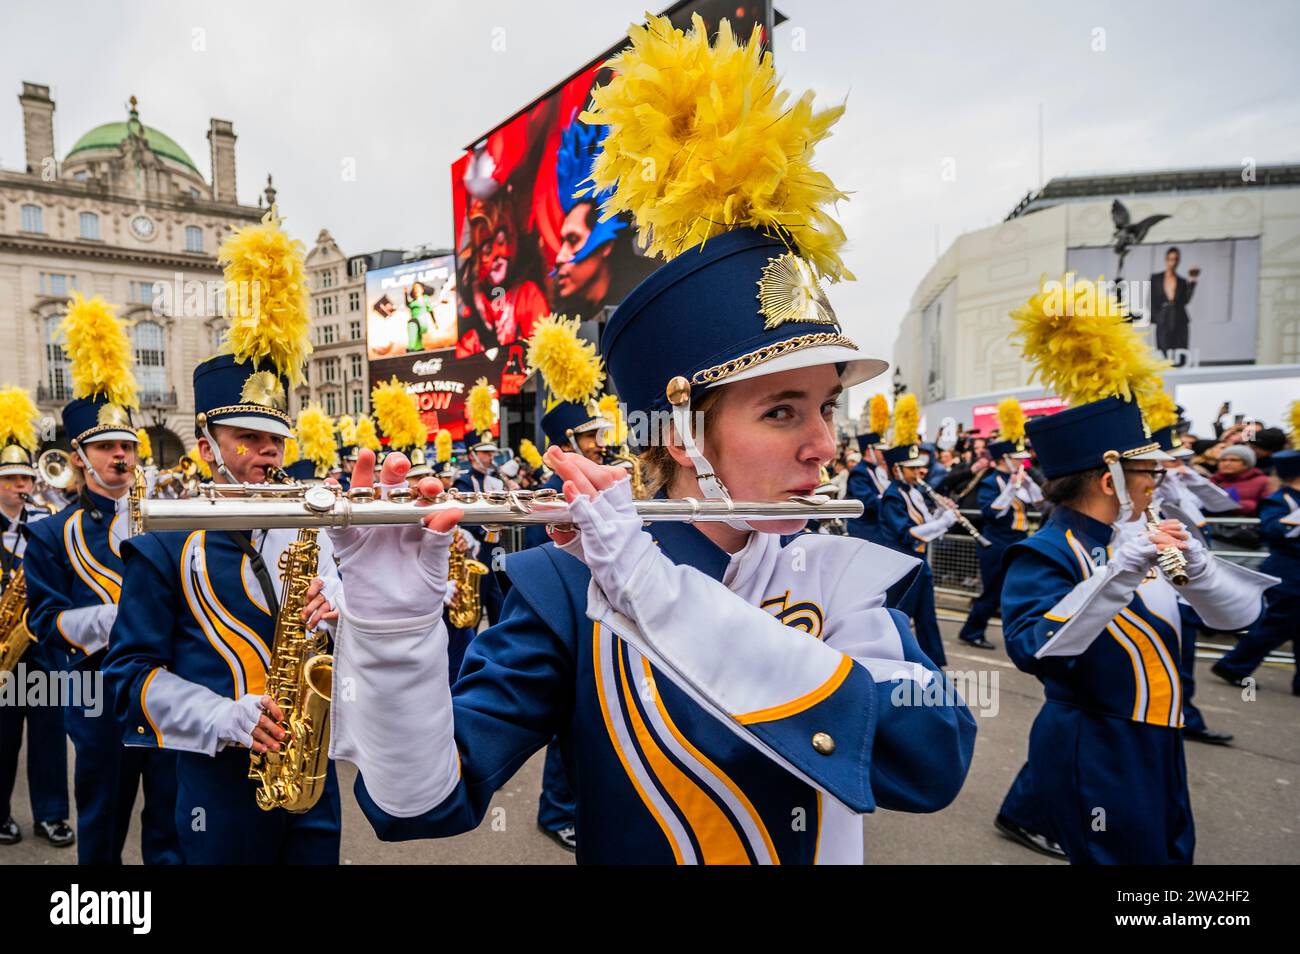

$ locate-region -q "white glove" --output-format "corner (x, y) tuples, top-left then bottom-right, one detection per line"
(1109, 528), (1159, 577)
(326, 479), (453, 619)
(214, 692), (266, 749)
(940, 508), (959, 528)
(60, 602), (119, 655)
(1182, 532), (1209, 577)
(554, 479), (649, 616)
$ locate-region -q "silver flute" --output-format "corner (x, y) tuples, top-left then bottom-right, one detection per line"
(136, 484), (863, 534)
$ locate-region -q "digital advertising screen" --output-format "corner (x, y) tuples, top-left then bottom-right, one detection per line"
(365, 255), (459, 370)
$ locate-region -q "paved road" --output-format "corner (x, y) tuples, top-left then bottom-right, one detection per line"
(3, 617), (1297, 865)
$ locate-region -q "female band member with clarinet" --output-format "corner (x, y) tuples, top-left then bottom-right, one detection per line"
(996, 276), (1276, 864)
(323, 14), (974, 864)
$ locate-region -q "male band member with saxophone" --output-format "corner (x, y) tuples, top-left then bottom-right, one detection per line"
(323, 14), (974, 865)
(103, 209), (344, 864)
(0, 387), (74, 850)
(454, 431), (507, 626)
(23, 295), (180, 864)
(956, 398), (1043, 653)
(994, 277), (1275, 864)
(878, 394), (956, 667)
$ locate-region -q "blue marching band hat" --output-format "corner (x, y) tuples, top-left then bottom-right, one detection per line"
(987, 437), (1033, 460)
(882, 441), (928, 469)
(194, 354), (293, 439)
(541, 400), (610, 449)
(1150, 424), (1192, 459)
(854, 431), (881, 454)
(1273, 449), (1300, 480)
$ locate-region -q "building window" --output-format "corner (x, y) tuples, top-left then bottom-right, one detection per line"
(349, 291), (360, 312)
(79, 212), (101, 240)
(349, 258), (366, 278)
(73, 171), (89, 182)
(322, 269), (334, 289)
(324, 391), (338, 416)
(133, 320), (167, 399)
(319, 324), (336, 345)
(189, 187), (201, 198)
(21, 204), (43, 233)
(350, 353), (363, 379)
(324, 357), (339, 383)
(45, 315), (71, 401)
(39, 272), (76, 297)
(185, 226), (204, 253)
(349, 319), (361, 340)
(321, 296), (335, 317)
(351, 389), (365, 415)
(129, 280), (155, 304)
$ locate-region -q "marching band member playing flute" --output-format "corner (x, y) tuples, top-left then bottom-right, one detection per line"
(324, 13), (975, 865)
(996, 277), (1277, 864)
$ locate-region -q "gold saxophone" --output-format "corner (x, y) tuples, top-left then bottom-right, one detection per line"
(248, 527), (333, 812)
(0, 568), (35, 674)
(447, 532), (489, 630)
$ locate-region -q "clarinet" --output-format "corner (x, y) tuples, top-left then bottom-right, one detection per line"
(1145, 507), (1190, 586)
(917, 479), (993, 547)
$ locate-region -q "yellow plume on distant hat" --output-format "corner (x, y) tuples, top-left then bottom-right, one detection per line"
(283, 437), (300, 466)
(371, 377), (425, 451)
(435, 429), (452, 463)
(518, 438), (544, 471)
(1011, 274), (1166, 407)
(0, 386), (40, 451)
(218, 205), (312, 386)
(598, 393), (627, 446)
(1139, 386), (1179, 432)
(353, 414), (382, 452)
(296, 405), (337, 477)
(892, 394), (920, 447)
(996, 397), (1026, 443)
(1290, 400), (1300, 449)
(336, 415), (357, 446)
(527, 314), (604, 405)
(134, 427), (153, 462)
(582, 13), (851, 282)
(868, 393), (890, 438)
(59, 293), (138, 408)
(466, 378), (497, 436)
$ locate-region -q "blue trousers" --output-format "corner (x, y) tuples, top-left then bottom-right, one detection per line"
(174, 747), (341, 864)
(959, 541), (1012, 643)
(1177, 604), (1208, 732)
(445, 612), (474, 688)
(1215, 583), (1299, 693)
(906, 561), (946, 667)
(1026, 701), (1193, 864)
(0, 665), (69, 823)
(537, 737), (576, 832)
(998, 761), (1059, 844)
(64, 677), (180, 865)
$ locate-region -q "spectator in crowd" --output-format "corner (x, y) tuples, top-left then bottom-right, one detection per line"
(1210, 445), (1271, 516)
(1250, 427), (1287, 476)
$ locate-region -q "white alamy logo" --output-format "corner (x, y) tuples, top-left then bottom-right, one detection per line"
(49, 884), (151, 934)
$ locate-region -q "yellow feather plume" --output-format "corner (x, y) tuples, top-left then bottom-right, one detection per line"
(892, 394), (920, 447)
(218, 205), (312, 386)
(435, 429), (452, 463)
(186, 446), (211, 480)
(868, 393), (890, 438)
(0, 386), (39, 451)
(1139, 387), (1179, 432)
(582, 13), (852, 282)
(371, 377), (426, 451)
(996, 397), (1026, 443)
(296, 405), (337, 477)
(1290, 400), (1300, 449)
(518, 438), (544, 470)
(283, 437), (300, 466)
(527, 314), (604, 404)
(59, 293), (138, 407)
(336, 415), (357, 446)
(466, 378), (497, 436)
(134, 428), (153, 462)
(1011, 274), (1167, 407)
(353, 414), (382, 452)
(598, 394), (627, 446)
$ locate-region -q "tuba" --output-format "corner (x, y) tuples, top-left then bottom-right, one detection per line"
(0, 568), (35, 674)
(446, 530), (488, 630)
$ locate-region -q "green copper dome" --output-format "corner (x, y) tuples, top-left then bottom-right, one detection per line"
(66, 117), (200, 174)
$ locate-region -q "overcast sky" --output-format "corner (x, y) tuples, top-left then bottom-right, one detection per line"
(3, 0), (1297, 414)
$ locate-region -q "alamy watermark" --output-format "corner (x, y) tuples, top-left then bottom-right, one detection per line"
(0, 664), (102, 716)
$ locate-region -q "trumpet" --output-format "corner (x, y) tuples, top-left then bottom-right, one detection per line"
(137, 483), (863, 534)
(916, 480), (993, 547)
(1145, 507), (1190, 586)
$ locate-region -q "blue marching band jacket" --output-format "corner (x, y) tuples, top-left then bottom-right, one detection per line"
(879, 480), (951, 556)
(844, 460), (890, 545)
(1255, 485), (1300, 593)
(328, 481), (976, 866)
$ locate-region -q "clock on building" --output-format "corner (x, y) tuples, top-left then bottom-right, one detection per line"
(130, 213), (156, 240)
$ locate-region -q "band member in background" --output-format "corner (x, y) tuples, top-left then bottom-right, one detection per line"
(23, 294), (180, 865)
(103, 209), (344, 865)
(454, 434), (507, 626)
(957, 400), (1041, 652)
(845, 428), (890, 546)
(1212, 449), (1300, 697)
(322, 14), (973, 865)
(997, 276), (1275, 864)
(0, 389), (73, 850)
(879, 395), (956, 666)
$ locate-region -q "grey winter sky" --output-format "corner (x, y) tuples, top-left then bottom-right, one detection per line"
(3, 0), (1298, 414)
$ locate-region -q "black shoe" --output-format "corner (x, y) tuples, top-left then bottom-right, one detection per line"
(539, 822), (577, 853)
(1185, 727), (1234, 746)
(34, 820), (75, 848)
(994, 814), (1066, 859)
(960, 636), (997, 650)
(1210, 662), (1249, 687)
(0, 817), (19, 846)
